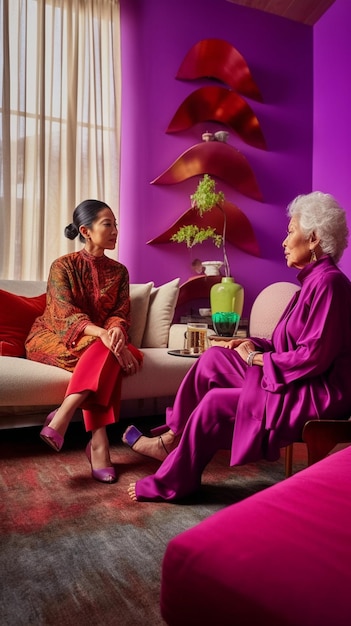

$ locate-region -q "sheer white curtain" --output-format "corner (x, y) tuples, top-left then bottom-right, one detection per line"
(0, 0), (121, 280)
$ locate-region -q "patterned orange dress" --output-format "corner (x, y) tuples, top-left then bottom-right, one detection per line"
(25, 249), (142, 430)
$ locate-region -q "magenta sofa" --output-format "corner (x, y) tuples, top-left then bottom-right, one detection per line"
(160, 445), (351, 626)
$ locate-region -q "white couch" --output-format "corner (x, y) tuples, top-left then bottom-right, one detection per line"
(0, 278), (300, 429)
(0, 278), (194, 428)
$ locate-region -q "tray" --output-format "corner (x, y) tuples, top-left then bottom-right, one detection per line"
(167, 349), (201, 358)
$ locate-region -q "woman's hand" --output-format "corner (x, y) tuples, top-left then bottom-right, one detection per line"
(235, 340), (256, 360)
(107, 326), (126, 355)
(84, 324), (126, 355)
(213, 338), (247, 350)
(115, 346), (141, 375)
(97, 326), (126, 355)
(95, 327), (139, 374)
(234, 340), (264, 367)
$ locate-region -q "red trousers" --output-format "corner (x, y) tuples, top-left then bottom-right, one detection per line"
(64, 340), (143, 431)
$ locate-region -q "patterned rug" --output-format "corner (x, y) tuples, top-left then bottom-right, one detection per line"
(0, 418), (308, 625)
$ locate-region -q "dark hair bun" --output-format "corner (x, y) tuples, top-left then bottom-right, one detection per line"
(64, 223), (79, 240)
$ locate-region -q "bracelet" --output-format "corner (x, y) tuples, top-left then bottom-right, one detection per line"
(246, 351), (262, 367)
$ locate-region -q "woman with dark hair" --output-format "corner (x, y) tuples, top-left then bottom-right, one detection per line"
(26, 199), (142, 483)
(123, 191), (351, 502)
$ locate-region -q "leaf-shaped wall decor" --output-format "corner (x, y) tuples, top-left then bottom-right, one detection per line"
(150, 142), (263, 201)
(147, 200), (260, 257)
(176, 38), (263, 102)
(166, 86), (266, 150)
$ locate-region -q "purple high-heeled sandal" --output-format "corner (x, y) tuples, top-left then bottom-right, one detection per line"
(40, 409), (64, 452)
(85, 441), (117, 484)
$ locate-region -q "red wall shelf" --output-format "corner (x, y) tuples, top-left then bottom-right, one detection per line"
(150, 142), (263, 201)
(166, 86), (266, 150)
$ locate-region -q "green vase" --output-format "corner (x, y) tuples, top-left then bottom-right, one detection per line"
(210, 277), (244, 336)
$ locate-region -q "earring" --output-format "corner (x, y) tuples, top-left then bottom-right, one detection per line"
(310, 249), (317, 263)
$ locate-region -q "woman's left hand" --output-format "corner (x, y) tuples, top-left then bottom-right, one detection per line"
(234, 340), (264, 367)
(107, 327), (126, 355)
(234, 340), (257, 362)
(115, 346), (141, 375)
(213, 338), (246, 349)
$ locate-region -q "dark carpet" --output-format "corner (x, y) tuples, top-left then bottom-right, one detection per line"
(0, 417), (308, 625)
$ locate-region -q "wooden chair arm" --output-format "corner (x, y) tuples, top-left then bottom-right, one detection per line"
(302, 419), (351, 466)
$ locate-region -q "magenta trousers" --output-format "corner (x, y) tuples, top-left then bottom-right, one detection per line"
(135, 347), (248, 502)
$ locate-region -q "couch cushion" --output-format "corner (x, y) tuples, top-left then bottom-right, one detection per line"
(160, 446), (351, 626)
(0, 349), (194, 409)
(0, 357), (71, 406)
(142, 278), (180, 348)
(0, 290), (46, 357)
(129, 282), (154, 347)
(121, 348), (194, 398)
(0, 279), (47, 296)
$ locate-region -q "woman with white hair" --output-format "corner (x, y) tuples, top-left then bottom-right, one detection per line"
(124, 191), (351, 502)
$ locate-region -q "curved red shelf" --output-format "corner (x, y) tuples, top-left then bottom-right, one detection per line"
(150, 142), (263, 201)
(166, 86), (266, 150)
(147, 200), (260, 258)
(176, 38), (263, 102)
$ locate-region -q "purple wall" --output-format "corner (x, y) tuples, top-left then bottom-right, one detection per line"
(119, 0), (314, 316)
(313, 0), (351, 277)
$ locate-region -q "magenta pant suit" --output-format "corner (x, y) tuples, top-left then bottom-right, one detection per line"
(134, 257), (351, 502)
(135, 347), (247, 501)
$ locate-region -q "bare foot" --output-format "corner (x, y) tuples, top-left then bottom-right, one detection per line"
(122, 426), (178, 461)
(127, 483), (138, 501)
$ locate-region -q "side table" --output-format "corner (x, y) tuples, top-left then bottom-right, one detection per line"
(180, 315), (248, 338)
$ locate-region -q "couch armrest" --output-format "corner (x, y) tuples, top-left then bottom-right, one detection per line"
(168, 324), (187, 350)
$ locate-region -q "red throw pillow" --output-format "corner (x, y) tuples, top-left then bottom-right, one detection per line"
(0, 289), (46, 357)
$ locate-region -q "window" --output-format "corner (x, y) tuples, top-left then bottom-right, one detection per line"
(0, 0), (121, 279)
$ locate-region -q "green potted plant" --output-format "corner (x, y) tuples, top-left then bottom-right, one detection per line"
(170, 174), (231, 276)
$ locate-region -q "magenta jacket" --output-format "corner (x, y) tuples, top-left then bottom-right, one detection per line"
(231, 256), (351, 464)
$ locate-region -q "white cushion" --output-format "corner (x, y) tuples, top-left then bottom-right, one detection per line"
(142, 278), (180, 348)
(0, 357), (71, 406)
(129, 282), (154, 347)
(121, 348), (194, 398)
(0, 349), (194, 409)
(0, 279), (47, 296)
